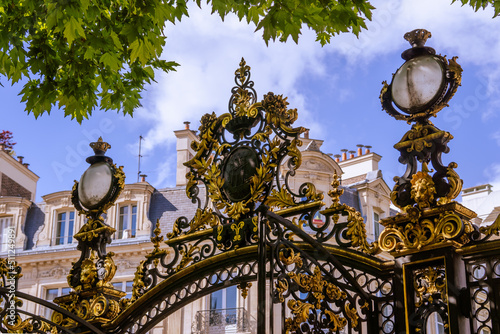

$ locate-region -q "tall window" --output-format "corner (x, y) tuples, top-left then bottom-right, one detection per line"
(373, 212), (380, 239)
(117, 204), (137, 239)
(210, 286), (237, 310)
(0, 217), (13, 252)
(45, 287), (71, 318)
(54, 211), (75, 245)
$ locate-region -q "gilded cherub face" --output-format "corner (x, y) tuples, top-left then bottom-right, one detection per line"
(411, 172), (436, 209)
(80, 259), (96, 285)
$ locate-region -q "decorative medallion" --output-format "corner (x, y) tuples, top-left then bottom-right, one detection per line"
(221, 146), (259, 202)
(179, 58), (320, 225)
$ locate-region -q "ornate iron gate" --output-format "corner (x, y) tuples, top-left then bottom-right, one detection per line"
(2, 30), (500, 334)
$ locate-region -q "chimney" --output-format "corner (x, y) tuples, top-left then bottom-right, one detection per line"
(356, 144), (364, 156)
(349, 150), (355, 159)
(365, 145), (372, 154)
(341, 149), (348, 161)
(333, 154), (341, 162)
(140, 174), (147, 182)
(23, 163), (30, 169)
(304, 129), (309, 139)
(175, 123), (199, 187)
(17, 156), (24, 164)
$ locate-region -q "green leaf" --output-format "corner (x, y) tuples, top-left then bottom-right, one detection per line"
(100, 52), (120, 71)
(64, 17), (85, 45)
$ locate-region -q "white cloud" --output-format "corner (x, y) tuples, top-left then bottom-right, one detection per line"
(137, 6), (329, 138)
(135, 6), (329, 185)
(485, 163), (500, 189)
(492, 131), (500, 147)
(134, 0), (500, 187)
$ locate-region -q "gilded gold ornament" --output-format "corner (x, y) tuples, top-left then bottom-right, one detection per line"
(237, 282), (252, 299)
(379, 204), (474, 254)
(410, 170), (436, 209)
(414, 266), (447, 307)
(322, 172), (380, 255)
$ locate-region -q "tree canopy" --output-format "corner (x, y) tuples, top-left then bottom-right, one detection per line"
(0, 0), (497, 122)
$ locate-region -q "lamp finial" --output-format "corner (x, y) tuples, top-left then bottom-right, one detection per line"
(404, 29), (431, 48)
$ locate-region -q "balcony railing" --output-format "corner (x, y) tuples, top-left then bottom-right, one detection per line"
(192, 307), (255, 334)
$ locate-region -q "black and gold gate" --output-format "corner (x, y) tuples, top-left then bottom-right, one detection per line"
(2, 30), (500, 334)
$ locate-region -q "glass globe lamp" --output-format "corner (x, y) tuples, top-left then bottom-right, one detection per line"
(391, 55), (446, 114)
(73, 137), (122, 212)
(78, 161), (114, 209)
(380, 29), (462, 123)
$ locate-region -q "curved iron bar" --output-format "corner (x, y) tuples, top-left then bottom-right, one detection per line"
(114, 256), (260, 334)
(0, 287), (105, 334)
(260, 206), (371, 302)
(5, 308), (74, 333)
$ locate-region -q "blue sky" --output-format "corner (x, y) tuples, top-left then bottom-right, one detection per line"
(2, 0), (500, 202)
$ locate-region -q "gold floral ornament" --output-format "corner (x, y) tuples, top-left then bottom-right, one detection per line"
(414, 266), (447, 307)
(276, 250), (363, 334)
(237, 282), (252, 299)
(321, 171), (380, 255)
(262, 92), (302, 134)
(378, 206), (475, 254)
(231, 58), (261, 120)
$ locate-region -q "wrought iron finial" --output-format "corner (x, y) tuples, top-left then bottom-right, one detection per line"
(151, 219), (164, 251)
(89, 137), (111, 155)
(235, 57), (250, 87)
(404, 29), (431, 48)
(327, 171), (343, 207)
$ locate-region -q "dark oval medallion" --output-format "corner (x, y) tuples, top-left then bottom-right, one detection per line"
(222, 146), (259, 202)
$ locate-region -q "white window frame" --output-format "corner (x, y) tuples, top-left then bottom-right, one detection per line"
(0, 216), (14, 252)
(111, 280), (134, 299)
(116, 203), (138, 239)
(373, 210), (384, 240)
(54, 210), (75, 245)
(44, 286), (71, 318)
(209, 286), (238, 310)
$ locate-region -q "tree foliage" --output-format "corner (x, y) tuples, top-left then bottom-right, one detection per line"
(0, 130), (16, 150)
(452, 0), (500, 17)
(0, 0), (497, 122)
(0, 0), (375, 122)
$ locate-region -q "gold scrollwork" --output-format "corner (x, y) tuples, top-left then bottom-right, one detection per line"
(379, 210), (471, 253)
(322, 172), (380, 255)
(167, 209), (220, 239)
(5, 316), (52, 333)
(279, 248), (303, 268)
(480, 213), (500, 236)
(277, 250), (360, 334)
(414, 266), (447, 307)
(175, 245), (199, 272)
(53, 291), (124, 327)
(440, 162), (463, 205)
